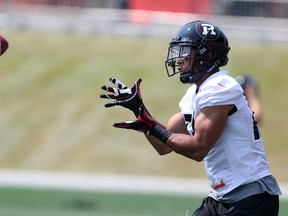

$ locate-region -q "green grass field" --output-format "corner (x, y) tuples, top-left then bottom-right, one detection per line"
(1, 30), (287, 181)
(0, 186), (287, 216)
(0, 29), (287, 214)
(0, 186), (202, 216)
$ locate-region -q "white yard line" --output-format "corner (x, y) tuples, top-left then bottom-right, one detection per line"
(0, 169), (287, 200)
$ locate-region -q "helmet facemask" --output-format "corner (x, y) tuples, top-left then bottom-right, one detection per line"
(165, 42), (208, 84)
(165, 44), (194, 76)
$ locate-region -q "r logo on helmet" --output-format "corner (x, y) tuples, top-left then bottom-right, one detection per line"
(201, 24), (216, 36)
(196, 22), (220, 41)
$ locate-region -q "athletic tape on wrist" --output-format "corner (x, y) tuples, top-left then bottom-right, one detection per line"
(149, 124), (172, 144)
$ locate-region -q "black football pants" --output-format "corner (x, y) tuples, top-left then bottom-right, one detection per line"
(192, 192), (279, 216)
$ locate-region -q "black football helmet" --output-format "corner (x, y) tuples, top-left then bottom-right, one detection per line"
(165, 21), (230, 84)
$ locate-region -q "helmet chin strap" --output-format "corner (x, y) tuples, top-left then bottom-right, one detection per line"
(180, 60), (206, 84)
(179, 73), (192, 84)
(180, 70), (203, 84)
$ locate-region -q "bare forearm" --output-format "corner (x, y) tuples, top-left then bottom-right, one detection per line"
(145, 133), (173, 155)
(166, 133), (205, 161)
(144, 113), (186, 156)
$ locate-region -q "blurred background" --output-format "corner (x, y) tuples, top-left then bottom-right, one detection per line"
(0, 0), (288, 210)
(0, 0), (288, 40)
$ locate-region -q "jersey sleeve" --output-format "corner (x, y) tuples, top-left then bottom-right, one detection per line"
(197, 76), (244, 110)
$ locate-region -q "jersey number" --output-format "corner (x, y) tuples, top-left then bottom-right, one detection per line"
(252, 114), (260, 140)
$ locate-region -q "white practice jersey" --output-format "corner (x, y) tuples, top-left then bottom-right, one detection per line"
(179, 71), (271, 197)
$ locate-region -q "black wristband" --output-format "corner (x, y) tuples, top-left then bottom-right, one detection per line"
(149, 124), (172, 144)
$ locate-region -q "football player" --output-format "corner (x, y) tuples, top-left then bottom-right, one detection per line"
(100, 21), (281, 216)
(236, 75), (262, 124)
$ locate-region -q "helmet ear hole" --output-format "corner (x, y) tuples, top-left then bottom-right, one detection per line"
(207, 51), (214, 62)
(197, 50), (211, 65)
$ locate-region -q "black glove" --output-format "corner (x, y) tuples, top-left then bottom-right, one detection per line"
(113, 105), (172, 144)
(100, 77), (143, 116)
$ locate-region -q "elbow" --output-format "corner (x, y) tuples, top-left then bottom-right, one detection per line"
(194, 155), (205, 162)
(176, 150), (205, 162)
(193, 150), (207, 162)
(157, 148), (172, 156)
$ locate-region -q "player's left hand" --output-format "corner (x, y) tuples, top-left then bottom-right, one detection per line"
(113, 104), (154, 133)
(100, 77), (143, 116)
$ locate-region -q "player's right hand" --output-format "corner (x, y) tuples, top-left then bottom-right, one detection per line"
(100, 77), (143, 116)
(113, 104), (172, 144)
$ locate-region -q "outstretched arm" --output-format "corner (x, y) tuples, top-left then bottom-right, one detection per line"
(100, 78), (232, 162)
(115, 104), (231, 161)
(145, 112), (188, 155)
